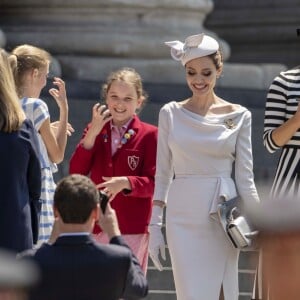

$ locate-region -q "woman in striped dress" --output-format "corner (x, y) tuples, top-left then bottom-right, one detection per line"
(10, 45), (71, 245)
(263, 67), (300, 198)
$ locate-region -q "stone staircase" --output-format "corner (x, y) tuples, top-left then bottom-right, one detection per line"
(205, 0), (300, 68)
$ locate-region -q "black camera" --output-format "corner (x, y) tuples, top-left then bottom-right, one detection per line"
(99, 190), (109, 213)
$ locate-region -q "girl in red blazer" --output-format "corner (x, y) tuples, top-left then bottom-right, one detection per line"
(69, 67), (157, 272)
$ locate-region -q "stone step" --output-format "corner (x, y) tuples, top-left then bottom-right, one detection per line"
(204, 0), (300, 67)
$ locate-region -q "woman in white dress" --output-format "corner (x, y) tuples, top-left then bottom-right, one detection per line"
(148, 33), (259, 300)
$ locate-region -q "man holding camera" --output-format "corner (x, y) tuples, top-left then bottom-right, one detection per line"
(23, 174), (148, 300)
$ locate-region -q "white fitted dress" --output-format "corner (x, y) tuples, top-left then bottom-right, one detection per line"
(153, 101), (259, 300)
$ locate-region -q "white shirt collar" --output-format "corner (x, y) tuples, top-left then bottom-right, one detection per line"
(59, 232), (90, 237)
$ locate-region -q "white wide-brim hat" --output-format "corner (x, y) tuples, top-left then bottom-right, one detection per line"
(165, 33), (219, 66)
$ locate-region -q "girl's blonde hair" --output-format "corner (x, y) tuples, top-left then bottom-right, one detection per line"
(101, 67), (148, 112)
(0, 49), (25, 132)
(10, 44), (51, 98)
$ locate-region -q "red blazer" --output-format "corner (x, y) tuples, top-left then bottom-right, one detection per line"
(69, 116), (157, 234)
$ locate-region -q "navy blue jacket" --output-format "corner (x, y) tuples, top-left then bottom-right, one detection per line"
(0, 119), (41, 253)
(27, 235), (148, 300)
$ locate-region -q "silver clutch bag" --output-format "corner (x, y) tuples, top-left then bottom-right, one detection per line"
(217, 196), (258, 249)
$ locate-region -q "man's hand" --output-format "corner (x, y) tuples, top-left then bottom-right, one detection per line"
(98, 204), (121, 239)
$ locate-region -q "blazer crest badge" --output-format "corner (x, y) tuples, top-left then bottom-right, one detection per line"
(128, 155), (139, 171)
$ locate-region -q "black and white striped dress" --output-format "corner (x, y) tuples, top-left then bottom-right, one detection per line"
(263, 67), (300, 198)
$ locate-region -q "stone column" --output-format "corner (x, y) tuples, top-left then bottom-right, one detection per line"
(0, 0), (229, 82)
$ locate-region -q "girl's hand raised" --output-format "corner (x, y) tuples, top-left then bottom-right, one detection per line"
(49, 77), (68, 111)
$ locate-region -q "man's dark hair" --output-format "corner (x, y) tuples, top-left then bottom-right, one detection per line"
(54, 174), (99, 224)
(297, 29), (300, 36)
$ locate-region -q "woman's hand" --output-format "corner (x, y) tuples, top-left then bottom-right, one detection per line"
(272, 98), (300, 146)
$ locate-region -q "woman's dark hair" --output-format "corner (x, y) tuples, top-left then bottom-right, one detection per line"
(208, 50), (223, 71)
